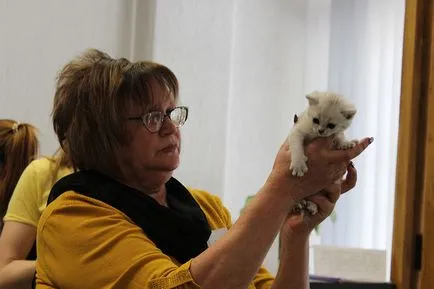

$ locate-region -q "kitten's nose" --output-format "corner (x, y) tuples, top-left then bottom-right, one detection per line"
(318, 129), (325, 134)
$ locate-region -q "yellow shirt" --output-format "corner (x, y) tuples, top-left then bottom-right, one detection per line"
(36, 189), (274, 289)
(3, 158), (73, 227)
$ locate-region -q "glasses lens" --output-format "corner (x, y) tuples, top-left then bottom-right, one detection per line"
(170, 107), (188, 127)
(145, 111), (163, 132)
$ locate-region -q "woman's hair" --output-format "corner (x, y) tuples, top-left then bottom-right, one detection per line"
(39, 146), (72, 185)
(52, 147), (72, 168)
(52, 48), (179, 174)
(0, 119), (39, 217)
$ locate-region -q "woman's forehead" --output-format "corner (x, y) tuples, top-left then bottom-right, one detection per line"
(126, 95), (176, 115)
(147, 93), (176, 109)
(126, 77), (177, 112)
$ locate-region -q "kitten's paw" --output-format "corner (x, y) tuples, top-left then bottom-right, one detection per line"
(305, 200), (318, 215)
(290, 159), (308, 177)
(293, 200), (307, 214)
(292, 200), (317, 216)
(337, 139), (358, 150)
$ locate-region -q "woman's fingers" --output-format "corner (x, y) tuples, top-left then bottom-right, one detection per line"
(324, 137), (373, 162)
(308, 194), (335, 216)
(341, 162), (358, 194)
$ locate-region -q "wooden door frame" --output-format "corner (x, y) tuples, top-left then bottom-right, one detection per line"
(417, 0), (434, 287)
(391, 0), (433, 288)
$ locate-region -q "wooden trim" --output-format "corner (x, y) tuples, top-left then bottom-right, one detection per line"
(390, 0), (429, 288)
(418, 0), (434, 287)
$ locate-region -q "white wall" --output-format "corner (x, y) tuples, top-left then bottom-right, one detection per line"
(303, 0), (332, 93)
(223, 0), (307, 274)
(223, 0), (307, 219)
(0, 0), (134, 156)
(151, 0), (235, 198)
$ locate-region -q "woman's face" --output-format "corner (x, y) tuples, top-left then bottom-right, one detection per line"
(117, 84), (181, 189)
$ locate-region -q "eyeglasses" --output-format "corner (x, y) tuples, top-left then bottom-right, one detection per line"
(128, 106), (189, 133)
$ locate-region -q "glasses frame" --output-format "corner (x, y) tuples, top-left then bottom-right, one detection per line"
(128, 106), (189, 133)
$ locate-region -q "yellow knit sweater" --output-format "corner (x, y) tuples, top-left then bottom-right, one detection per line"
(36, 189), (274, 289)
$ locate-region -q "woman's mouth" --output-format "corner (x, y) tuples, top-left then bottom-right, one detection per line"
(160, 145), (178, 154)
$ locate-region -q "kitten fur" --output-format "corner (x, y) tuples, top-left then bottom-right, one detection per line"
(288, 91), (357, 215)
(288, 91), (357, 177)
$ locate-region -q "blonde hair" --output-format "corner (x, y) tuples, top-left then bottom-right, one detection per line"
(0, 119), (39, 217)
(52, 48), (179, 174)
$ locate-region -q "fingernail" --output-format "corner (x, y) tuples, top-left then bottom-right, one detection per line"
(368, 137), (374, 144)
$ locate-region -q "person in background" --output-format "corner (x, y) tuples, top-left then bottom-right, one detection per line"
(35, 48), (372, 289)
(0, 119), (39, 230)
(0, 148), (72, 289)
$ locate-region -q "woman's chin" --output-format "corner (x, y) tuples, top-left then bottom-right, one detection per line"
(160, 153), (180, 167)
(159, 159), (180, 172)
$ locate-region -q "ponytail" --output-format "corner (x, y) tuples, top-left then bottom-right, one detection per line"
(0, 119), (39, 218)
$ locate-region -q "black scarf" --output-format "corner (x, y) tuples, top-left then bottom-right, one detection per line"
(46, 170), (211, 264)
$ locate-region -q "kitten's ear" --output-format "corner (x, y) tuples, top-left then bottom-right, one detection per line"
(341, 108), (357, 120)
(306, 93), (319, 106)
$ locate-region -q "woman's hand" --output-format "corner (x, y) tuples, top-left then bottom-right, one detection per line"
(270, 163), (358, 289)
(266, 136), (372, 205)
(280, 162), (358, 238)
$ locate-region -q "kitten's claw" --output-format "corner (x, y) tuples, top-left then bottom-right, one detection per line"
(293, 170), (305, 177)
(290, 160), (308, 177)
(337, 139), (358, 150)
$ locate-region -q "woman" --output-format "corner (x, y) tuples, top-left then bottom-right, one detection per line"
(0, 149), (72, 289)
(36, 49), (372, 289)
(0, 120), (39, 229)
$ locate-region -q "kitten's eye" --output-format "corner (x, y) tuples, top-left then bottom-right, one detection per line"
(327, 123), (336, 129)
(313, 118), (320, 124)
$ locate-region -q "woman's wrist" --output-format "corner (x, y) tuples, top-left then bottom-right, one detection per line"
(281, 230), (310, 246)
(261, 179), (299, 209)
(279, 232), (309, 259)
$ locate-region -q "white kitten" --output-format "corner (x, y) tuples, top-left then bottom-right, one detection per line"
(288, 91), (357, 215)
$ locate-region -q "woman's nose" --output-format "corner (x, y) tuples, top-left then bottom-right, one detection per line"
(159, 116), (177, 135)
